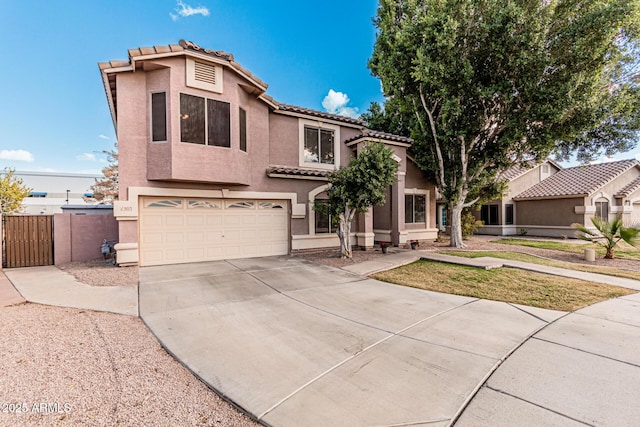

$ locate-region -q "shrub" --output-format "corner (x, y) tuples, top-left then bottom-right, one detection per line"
(461, 210), (483, 239)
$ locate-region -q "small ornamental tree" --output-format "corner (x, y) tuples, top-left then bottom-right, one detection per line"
(573, 217), (640, 259)
(0, 167), (31, 216)
(87, 146), (118, 204)
(320, 143), (399, 258)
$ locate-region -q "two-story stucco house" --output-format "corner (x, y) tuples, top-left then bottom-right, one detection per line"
(99, 40), (438, 266)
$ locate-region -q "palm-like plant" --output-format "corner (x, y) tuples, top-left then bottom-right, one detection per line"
(573, 217), (640, 259)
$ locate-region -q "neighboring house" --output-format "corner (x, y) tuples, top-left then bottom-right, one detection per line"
(99, 40), (438, 267)
(512, 159), (640, 237)
(15, 171), (100, 215)
(475, 159), (562, 235)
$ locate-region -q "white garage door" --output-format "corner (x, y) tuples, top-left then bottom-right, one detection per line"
(139, 197), (289, 266)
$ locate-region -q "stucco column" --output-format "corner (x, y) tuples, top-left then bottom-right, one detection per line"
(391, 172), (408, 246)
(356, 207), (374, 249)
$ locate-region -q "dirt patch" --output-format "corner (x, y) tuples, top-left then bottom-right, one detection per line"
(295, 248), (397, 268)
(0, 304), (258, 426)
(57, 260), (138, 287)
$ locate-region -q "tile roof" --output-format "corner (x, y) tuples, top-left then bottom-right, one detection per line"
(497, 161), (535, 181)
(276, 104), (365, 126)
(514, 159), (639, 200)
(266, 165), (331, 180)
(616, 176), (640, 197)
(344, 129), (412, 146)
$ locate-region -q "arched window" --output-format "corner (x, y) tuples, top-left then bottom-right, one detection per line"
(595, 198), (609, 221)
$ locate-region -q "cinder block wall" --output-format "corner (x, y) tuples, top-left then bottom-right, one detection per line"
(54, 214), (118, 265)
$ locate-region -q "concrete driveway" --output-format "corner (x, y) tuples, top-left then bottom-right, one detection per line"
(139, 256), (564, 426)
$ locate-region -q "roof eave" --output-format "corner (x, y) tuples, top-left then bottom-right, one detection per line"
(273, 109), (365, 129)
(345, 136), (411, 148)
(512, 194), (588, 201)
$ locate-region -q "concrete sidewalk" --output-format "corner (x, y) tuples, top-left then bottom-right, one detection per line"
(3, 266), (138, 316)
(0, 269), (25, 307)
(456, 292), (640, 426)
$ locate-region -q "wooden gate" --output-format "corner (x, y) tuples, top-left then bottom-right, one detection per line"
(2, 215), (54, 268)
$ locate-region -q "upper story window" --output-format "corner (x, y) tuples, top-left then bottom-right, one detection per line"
(151, 92), (167, 142)
(239, 107), (247, 152)
(299, 119), (340, 169)
(304, 127), (334, 164)
(180, 93), (230, 148)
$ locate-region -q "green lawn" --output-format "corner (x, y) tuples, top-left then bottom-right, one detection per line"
(372, 260), (634, 311)
(493, 238), (640, 260)
(442, 250), (640, 281)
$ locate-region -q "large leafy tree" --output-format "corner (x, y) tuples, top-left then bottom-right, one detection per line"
(370, 0), (640, 247)
(0, 167), (31, 215)
(87, 145), (118, 204)
(319, 143), (399, 258)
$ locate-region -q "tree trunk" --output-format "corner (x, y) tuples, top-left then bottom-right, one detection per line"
(337, 210), (353, 259)
(449, 201), (466, 248)
(605, 247), (615, 259)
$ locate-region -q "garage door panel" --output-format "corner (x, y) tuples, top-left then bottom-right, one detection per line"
(165, 216), (185, 226)
(186, 215), (205, 226)
(140, 197), (288, 266)
(141, 232), (164, 244)
(142, 215), (164, 227)
(165, 232), (185, 244)
(206, 216), (223, 226)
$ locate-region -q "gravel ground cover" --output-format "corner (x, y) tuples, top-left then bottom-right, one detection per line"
(0, 304), (258, 427)
(57, 260), (138, 287)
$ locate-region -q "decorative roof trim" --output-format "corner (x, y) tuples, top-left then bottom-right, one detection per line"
(274, 104), (365, 128)
(267, 165), (332, 181)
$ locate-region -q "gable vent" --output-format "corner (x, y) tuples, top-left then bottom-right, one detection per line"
(186, 57), (223, 93)
(194, 61), (216, 85)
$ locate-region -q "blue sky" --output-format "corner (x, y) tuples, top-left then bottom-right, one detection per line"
(0, 1), (637, 174)
(0, 0), (382, 174)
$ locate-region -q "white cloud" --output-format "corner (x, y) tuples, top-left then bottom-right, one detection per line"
(321, 89), (359, 119)
(98, 134), (110, 140)
(76, 153), (106, 163)
(171, 0), (210, 21)
(0, 149), (34, 162)
(76, 153), (97, 162)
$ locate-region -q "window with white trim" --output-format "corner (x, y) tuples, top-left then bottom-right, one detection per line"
(299, 119), (340, 169)
(304, 127), (334, 164)
(405, 194), (426, 223)
(314, 200), (335, 234)
(595, 200), (609, 221)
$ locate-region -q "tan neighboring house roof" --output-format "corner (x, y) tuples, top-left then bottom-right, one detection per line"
(498, 159), (563, 181)
(513, 159), (639, 200)
(616, 176), (640, 198)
